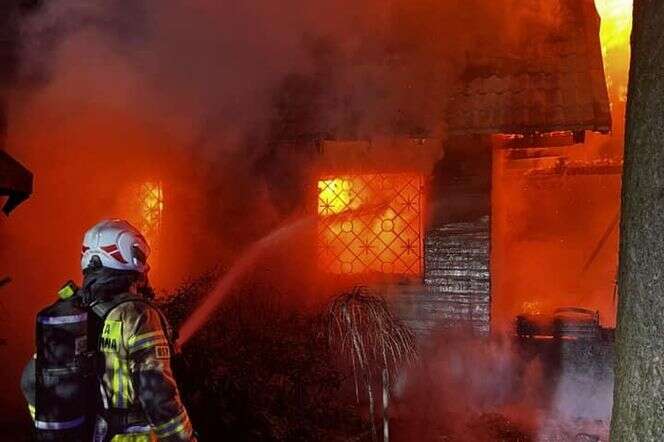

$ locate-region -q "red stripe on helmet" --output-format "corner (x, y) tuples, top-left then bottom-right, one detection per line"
(101, 245), (128, 264)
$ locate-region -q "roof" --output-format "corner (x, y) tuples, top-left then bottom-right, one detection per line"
(446, 0), (611, 136)
(0, 149), (33, 214)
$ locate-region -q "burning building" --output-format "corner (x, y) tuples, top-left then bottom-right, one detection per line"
(0, 0), (630, 436)
(306, 0), (620, 337)
(0, 0), (623, 338)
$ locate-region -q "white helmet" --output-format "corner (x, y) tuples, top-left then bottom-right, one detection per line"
(81, 219), (151, 273)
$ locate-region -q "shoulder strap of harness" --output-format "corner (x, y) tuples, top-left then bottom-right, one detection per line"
(89, 292), (136, 322)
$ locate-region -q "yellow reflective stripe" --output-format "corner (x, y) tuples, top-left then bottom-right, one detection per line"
(127, 331), (163, 347)
(108, 355), (126, 408)
(112, 355), (121, 407)
(127, 331), (168, 354)
(123, 359), (134, 406)
(154, 411), (186, 432)
(159, 419), (193, 439)
(129, 337), (169, 354)
(28, 404), (35, 420)
(110, 434), (153, 442)
(109, 359), (130, 408)
(154, 411), (191, 438)
(160, 422), (190, 439)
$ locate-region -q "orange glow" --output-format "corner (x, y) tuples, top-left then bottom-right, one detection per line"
(317, 173), (423, 276)
(492, 149), (621, 330)
(596, 0), (633, 102)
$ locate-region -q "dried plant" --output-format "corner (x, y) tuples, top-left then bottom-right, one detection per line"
(324, 286), (418, 441)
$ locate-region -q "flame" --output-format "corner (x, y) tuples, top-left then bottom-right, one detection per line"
(596, 0), (633, 102)
(521, 301), (544, 316)
(318, 178), (362, 216)
(317, 174), (423, 276)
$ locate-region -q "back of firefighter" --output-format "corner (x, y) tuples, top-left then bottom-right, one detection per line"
(22, 219), (197, 441)
(95, 299), (194, 441)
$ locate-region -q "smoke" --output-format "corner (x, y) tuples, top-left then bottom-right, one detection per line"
(0, 0), (584, 423)
(394, 333), (613, 441)
(393, 333), (541, 440)
(4, 0), (571, 234)
(537, 340), (614, 441)
(0, 0), (566, 295)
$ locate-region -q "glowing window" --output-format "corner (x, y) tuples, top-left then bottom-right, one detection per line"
(138, 181), (164, 243)
(317, 173), (424, 276)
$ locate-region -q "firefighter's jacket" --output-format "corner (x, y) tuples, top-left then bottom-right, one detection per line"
(22, 294), (196, 442)
(93, 298), (195, 442)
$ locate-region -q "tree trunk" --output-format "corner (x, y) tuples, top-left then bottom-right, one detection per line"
(611, 1), (664, 440)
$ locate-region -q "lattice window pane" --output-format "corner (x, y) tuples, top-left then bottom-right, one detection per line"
(139, 182), (164, 242)
(317, 173), (424, 276)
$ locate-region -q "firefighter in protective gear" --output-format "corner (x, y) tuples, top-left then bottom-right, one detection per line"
(22, 219), (197, 441)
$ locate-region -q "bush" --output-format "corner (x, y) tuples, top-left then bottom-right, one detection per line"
(160, 271), (366, 441)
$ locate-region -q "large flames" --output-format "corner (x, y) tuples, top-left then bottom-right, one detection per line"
(317, 173), (424, 276)
(596, 0), (633, 101)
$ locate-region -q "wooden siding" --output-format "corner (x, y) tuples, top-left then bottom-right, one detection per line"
(388, 218), (491, 337)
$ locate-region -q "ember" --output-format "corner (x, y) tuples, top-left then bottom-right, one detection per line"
(317, 173), (424, 276)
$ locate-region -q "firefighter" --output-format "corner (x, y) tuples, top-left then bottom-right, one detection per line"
(22, 219), (197, 441)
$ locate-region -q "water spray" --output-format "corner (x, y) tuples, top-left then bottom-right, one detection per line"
(177, 201), (390, 347)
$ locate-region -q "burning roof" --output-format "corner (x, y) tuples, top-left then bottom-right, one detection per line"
(447, 0), (611, 136)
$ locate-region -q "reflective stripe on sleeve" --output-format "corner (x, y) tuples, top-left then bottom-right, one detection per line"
(128, 331), (163, 346)
(127, 331), (168, 354)
(154, 411), (193, 439)
(28, 404), (35, 420)
(34, 416), (85, 430)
